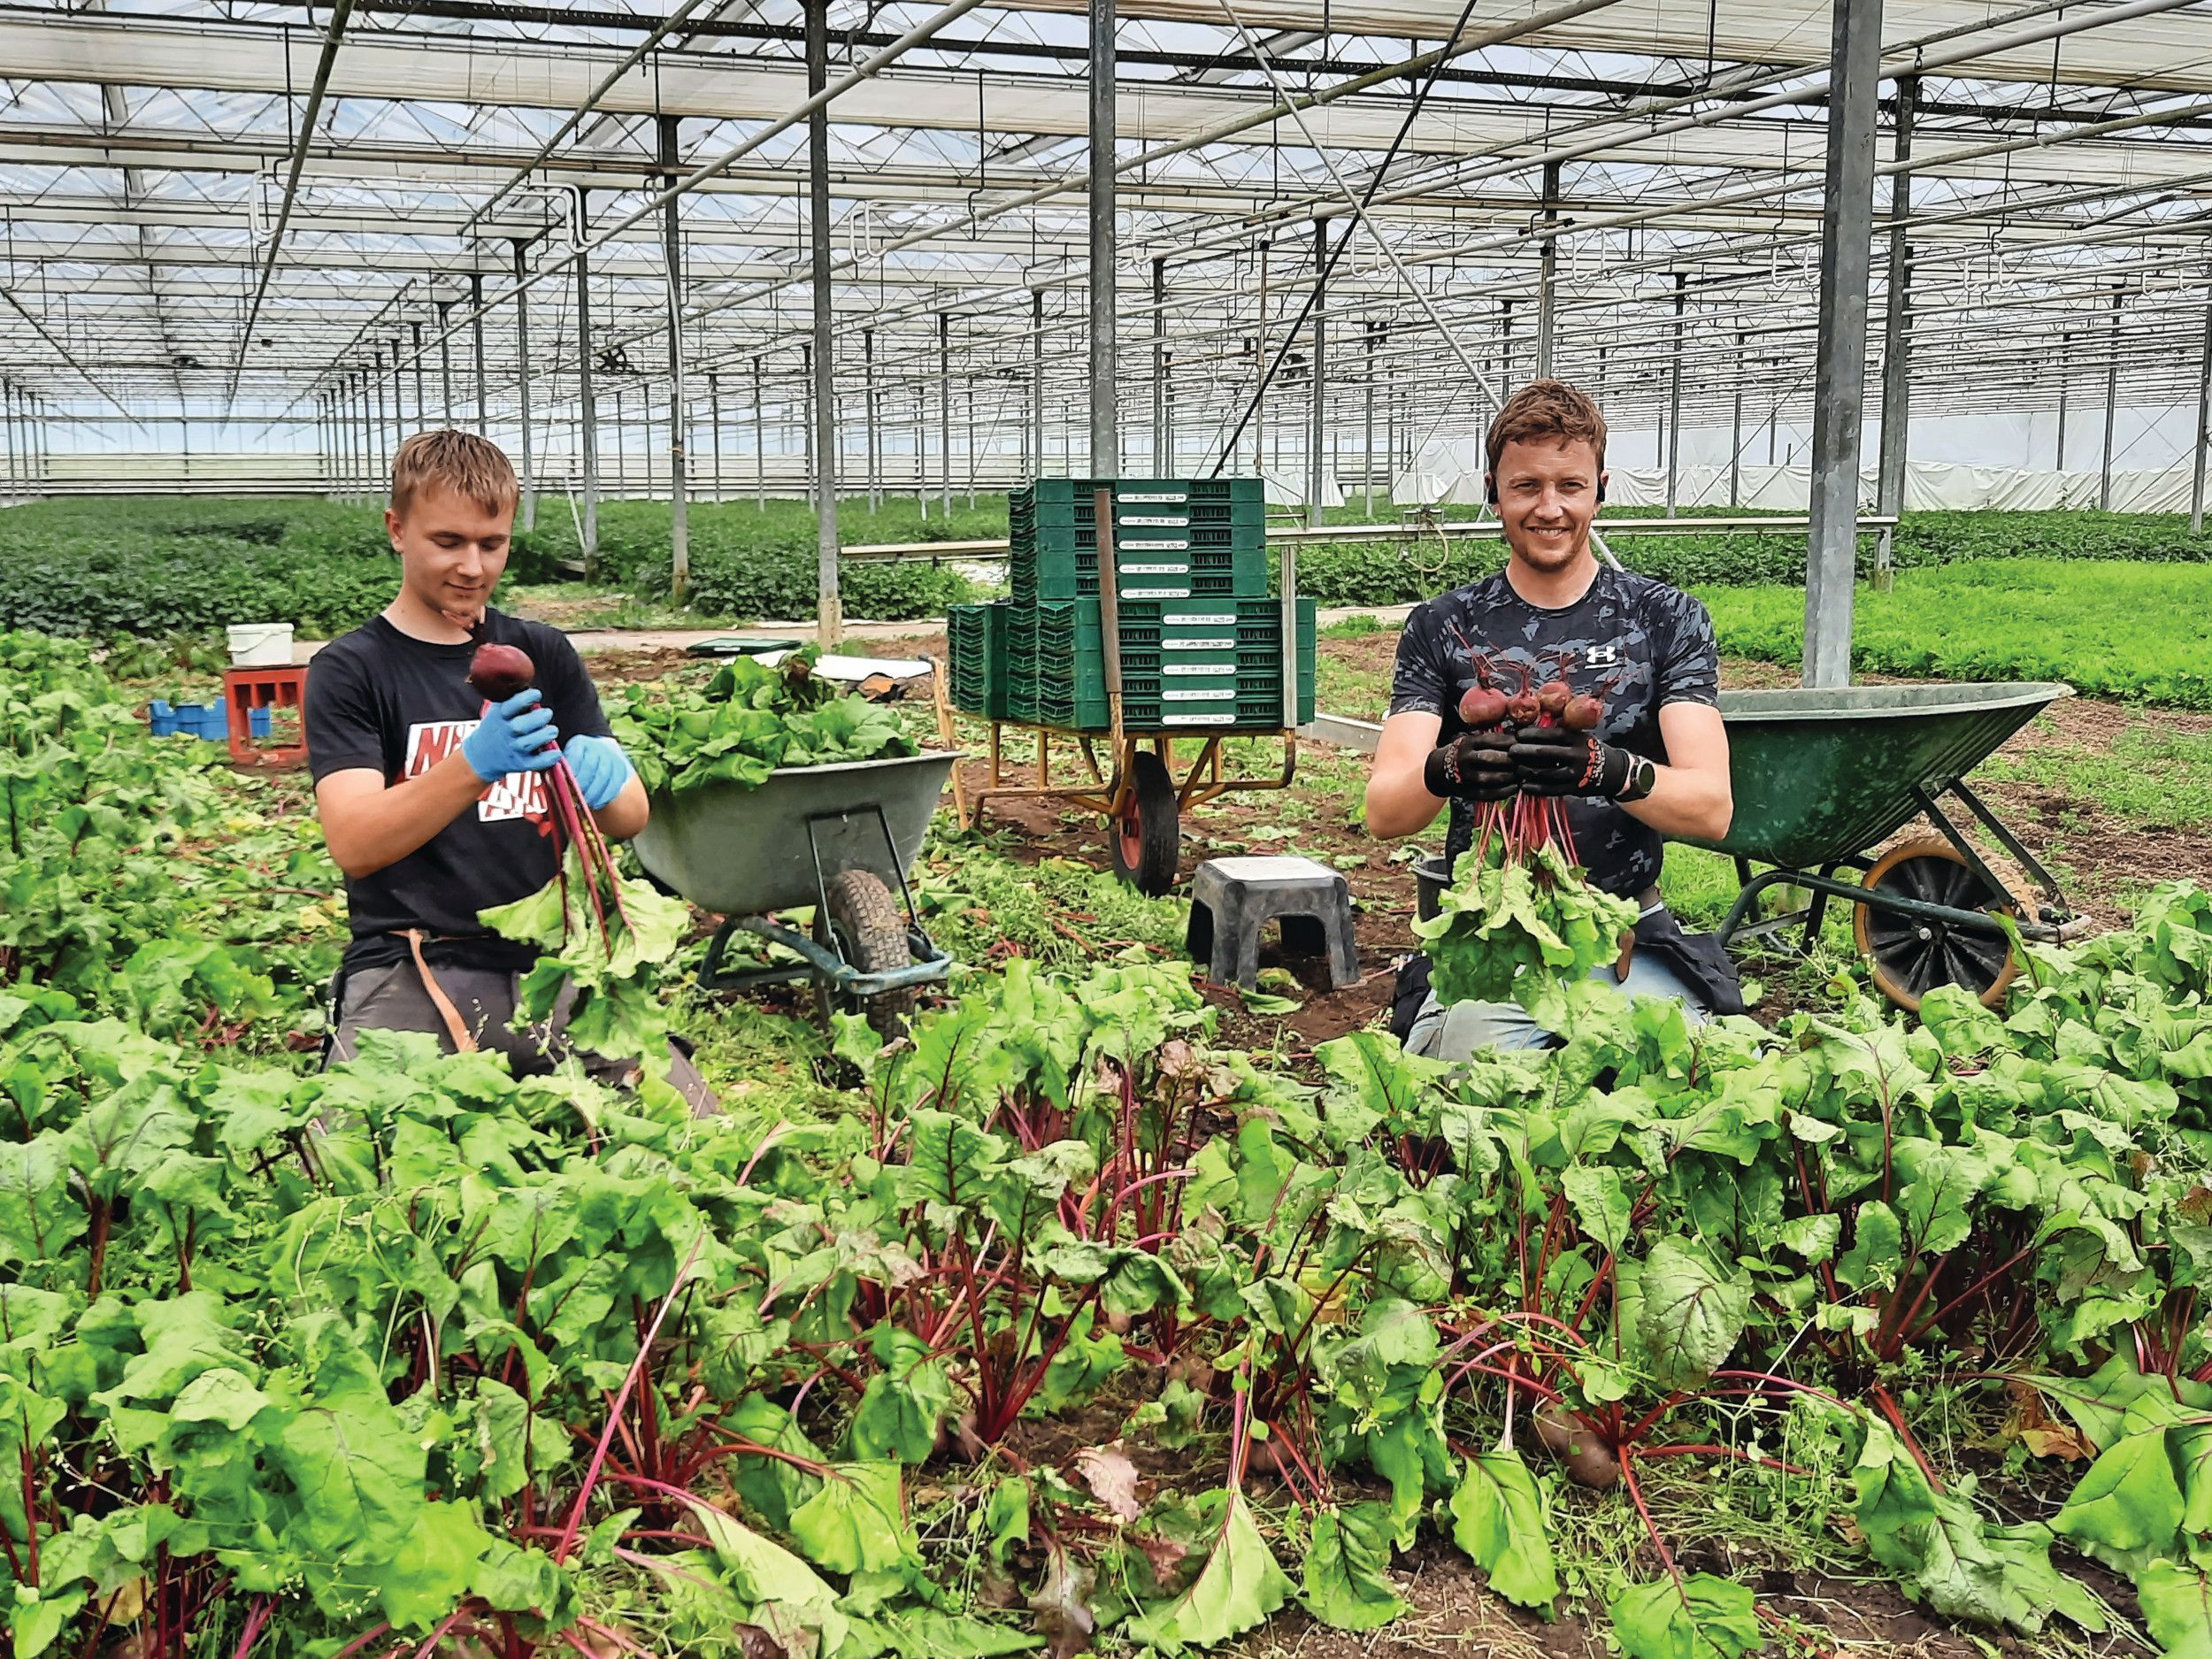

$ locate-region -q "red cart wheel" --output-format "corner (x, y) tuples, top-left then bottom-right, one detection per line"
(1854, 837), (2022, 1012)
(1110, 750), (1179, 897)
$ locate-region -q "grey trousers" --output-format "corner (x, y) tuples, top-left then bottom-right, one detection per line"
(327, 960), (719, 1118)
(1405, 948), (1710, 1060)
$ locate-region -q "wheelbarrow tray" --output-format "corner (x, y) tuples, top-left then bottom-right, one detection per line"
(1683, 682), (2071, 870)
(630, 749), (964, 918)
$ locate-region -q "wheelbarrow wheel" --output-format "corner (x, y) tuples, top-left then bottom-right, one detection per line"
(1110, 750), (1179, 897)
(811, 869), (917, 1040)
(1854, 837), (2023, 1012)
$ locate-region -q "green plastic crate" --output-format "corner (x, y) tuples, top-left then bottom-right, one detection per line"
(1010, 544), (1270, 601)
(1012, 477), (1264, 515)
(946, 601), (1010, 718)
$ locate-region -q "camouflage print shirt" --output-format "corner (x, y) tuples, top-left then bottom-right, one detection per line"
(1386, 565), (1722, 898)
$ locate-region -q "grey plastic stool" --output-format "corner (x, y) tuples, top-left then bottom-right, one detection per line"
(1186, 855), (1361, 991)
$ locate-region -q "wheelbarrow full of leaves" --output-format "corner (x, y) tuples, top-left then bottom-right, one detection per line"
(1680, 681), (2088, 1010)
(614, 649), (964, 1037)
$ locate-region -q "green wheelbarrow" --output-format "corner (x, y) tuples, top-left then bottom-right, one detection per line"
(1680, 683), (2086, 1011)
(629, 749), (965, 1037)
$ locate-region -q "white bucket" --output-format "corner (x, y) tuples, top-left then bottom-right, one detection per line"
(226, 622), (296, 668)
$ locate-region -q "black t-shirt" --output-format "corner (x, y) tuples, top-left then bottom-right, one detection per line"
(1387, 565), (1721, 897)
(303, 608), (614, 974)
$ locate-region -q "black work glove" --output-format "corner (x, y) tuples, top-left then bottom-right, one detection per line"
(1424, 729), (1517, 803)
(1511, 728), (1639, 798)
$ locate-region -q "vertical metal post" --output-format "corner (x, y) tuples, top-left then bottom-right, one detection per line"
(1254, 241), (1269, 478)
(1031, 289), (1046, 481)
(1088, 0), (1118, 476)
(752, 356), (766, 507)
(0, 383), (15, 501)
(710, 372), (724, 504)
(1729, 330), (1744, 509)
(803, 342), (815, 484)
(657, 114), (690, 600)
(2192, 268), (2212, 535)
(470, 272), (488, 435)
(938, 311), (953, 511)
(1152, 256), (1166, 471)
(389, 338), (406, 442)
(864, 329), (880, 509)
(437, 300), (455, 426)
(573, 190), (600, 569)
(1801, 0), (1884, 690)
(1363, 321), (1377, 516)
(1309, 218), (1325, 527)
(2056, 334), (2070, 472)
(2099, 288), (2122, 511)
(917, 385), (928, 511)
(1536, 158), (1561, 380)
(806, 0), (841, 642)
(612, 386), (626, 496)
(1665, 272), (1685, 517)
(371, 345), (389, 485)
(511, 241), (536, 532)
(410, 320), (426, 436)
(1874, 75), (1915, 589)
(966, 384), (977, 507)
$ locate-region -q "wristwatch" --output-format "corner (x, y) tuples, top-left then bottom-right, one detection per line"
(1617, 752), (1657, 803)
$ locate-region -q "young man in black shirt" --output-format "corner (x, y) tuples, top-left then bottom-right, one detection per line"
(1365, 380), (1737, 1057)
(305, 429), (710, 1108)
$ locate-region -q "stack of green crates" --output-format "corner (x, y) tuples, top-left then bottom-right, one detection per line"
(949, 478), (1315, 733)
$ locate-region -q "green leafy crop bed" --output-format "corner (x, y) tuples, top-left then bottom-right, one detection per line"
(12, 626), (2212, 1659)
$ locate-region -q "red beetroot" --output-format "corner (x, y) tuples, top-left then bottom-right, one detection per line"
(1536, 680), (1573, 720)
(1506, 692), (1540, 726)
(1563, 695), (1605, 731)
(1459, 685), (1509, 727)
(468, 641), (537, 703)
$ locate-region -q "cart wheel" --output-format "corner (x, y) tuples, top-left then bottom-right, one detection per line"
(1110, 751), (1180, 897)
(812, 870), (917, 1040)
(1854, 837), (2022, 1012)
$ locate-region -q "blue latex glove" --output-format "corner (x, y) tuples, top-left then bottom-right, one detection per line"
(565, 733), (635, 811)
(462, 689), (559, 782)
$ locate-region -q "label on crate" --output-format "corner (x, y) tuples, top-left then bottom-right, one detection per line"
(1121, 563), (1191, 575)
(1120, 540), (1191, 551)
(1164, 688), (1240, 703)
(1118, 492), (1188, 504)
(1163, 613), (1239, 627)
(1127, 588), (1192, 598)
(1117, 514), (1191, 528)
(1163, 712), (1239, 726)
(1164, 637), (1236, 650)
(1164, 663), (1237, 678)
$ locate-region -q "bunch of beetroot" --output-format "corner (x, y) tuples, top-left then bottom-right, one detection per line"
(1453, 642), (1605, 871)
(470, 640), (632, 956)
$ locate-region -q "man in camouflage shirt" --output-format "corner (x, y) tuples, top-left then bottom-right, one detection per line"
(1364, 380), (1736, 1057)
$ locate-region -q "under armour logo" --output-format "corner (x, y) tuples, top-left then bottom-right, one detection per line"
(1586, 645), (1622, 667)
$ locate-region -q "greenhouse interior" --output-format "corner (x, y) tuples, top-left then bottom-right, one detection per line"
(10, 0), (2212, 1655)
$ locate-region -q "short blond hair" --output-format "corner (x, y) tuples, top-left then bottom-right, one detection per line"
(390, 429), (519, 518)
(1485, 380), (1608, 476)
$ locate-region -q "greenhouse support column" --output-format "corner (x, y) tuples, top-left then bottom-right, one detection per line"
(1152, 257), (1165, 471)
(1664, 273), (1685, 517)
(1363, 322), (1377, 516)
(389, 340), (407, 443)
(410, 321), (426, 438)
(2099, 288), (2122, 511)
(966, 385), (977, 506)
(2193, 271), (2212, 535)
(354, 373), (369, 500)
(806, 0), (841, 643)
(1874, 74), (1915, 590)
(1536, 158), (1561, 380)
(573, 196), (601, 570)
(752, 357), (766, 506)
(2055, 335), (2070, 471)
(710, 373), (724, 504)
(1031, 289), (1045, 481)
(1802, 0), (1883, 690)
(469, 273), (488, 435)
(436, 301), (455, 426)
(657, 114), (690, 602)
(1308, 218), (1325, 527)
(1729, 332), (1744, 508)
(864, 330), (880, 508)
(613, 388), (626, 496)
(511, 242), (536, 532)
(371, 345), (390, 487)
(1088, 0), (1117, 475)
(0, 383), (14, 502)
(1254, 241), (1269, 478)
(938, 312), (952, 513)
